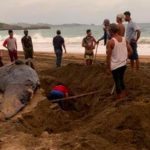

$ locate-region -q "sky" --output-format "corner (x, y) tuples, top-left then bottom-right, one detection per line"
(0, 0), (149, 24)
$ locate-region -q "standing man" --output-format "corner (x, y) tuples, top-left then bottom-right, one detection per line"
(21, 30), (34, 59)
(21, 30), (34, 68)
(116, 14), (125, 36)
(53, 30), (66, 67)
(97, 19), (111, 45)
(124, 11), (141, 70)
(3, 30), (18, 62)
(82, 29), (97, 65)
(106, 23), (132, 99)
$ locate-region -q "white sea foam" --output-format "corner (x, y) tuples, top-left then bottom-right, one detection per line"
(139, 37), (150, 44)
(0, 32), (150, 55)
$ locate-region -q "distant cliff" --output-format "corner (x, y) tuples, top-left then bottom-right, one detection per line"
(0, 23), (50, 30)
(0, 23), (23, 30)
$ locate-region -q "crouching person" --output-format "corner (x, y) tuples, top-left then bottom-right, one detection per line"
(47, 83), (76, 111)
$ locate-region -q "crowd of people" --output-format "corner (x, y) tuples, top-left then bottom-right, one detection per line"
(47, 11), (141, 101)
(0, 11), (141, 100)
(82, 11), (141, 99)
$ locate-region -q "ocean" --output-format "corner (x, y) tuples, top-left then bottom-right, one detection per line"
(0, 23), (150, 55)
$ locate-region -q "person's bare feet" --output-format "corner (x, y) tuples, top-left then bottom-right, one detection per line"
(116, 91), (127, 100)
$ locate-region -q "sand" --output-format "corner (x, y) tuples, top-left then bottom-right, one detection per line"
(0, 50), (150, 150)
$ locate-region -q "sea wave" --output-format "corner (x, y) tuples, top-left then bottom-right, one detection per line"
(0, 33), (150, 45)
(139, 37), (150, 44)
(0, 33), (83, 44)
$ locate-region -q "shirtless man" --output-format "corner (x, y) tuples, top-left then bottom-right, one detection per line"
(82, 29), (97, 65)
(116, 14), (125, 36)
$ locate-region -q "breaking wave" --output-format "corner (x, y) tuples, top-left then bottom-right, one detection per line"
(0, 33), (150, 55)
(0, 33), (150, 45)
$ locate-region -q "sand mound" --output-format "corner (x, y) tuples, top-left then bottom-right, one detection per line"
(0, 63), (150, 150)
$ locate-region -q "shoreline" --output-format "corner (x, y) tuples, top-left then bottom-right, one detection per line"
(1, 49), (150, 63)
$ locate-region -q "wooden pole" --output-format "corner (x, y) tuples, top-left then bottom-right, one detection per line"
(51, 90), (102, 103)
(94, 44), (99, 63)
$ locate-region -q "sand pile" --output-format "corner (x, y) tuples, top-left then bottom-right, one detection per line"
(0, 63), (150, 150)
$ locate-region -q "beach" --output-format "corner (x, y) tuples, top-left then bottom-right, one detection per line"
(0, 23), (150, 55)
(0, 51), (150, 150)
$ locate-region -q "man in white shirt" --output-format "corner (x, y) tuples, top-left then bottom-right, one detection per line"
(3, 30), (18, 62)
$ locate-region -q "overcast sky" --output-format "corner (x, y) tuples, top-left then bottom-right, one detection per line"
(0, 0), (149, 24)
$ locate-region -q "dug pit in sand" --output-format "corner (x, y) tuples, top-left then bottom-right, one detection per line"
(0, 61), (40, 120)
(12, 63), (150, 150)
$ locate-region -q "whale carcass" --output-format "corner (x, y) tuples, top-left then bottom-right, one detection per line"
(0, 62), (40, 120)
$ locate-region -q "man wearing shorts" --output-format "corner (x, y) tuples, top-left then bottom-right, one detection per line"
(21, 30), (34, 59)
(82, 29), (97, 65)
(21, 30), (34, 68)
(124, 11), (141, 70)
(3, 30), (18, 62)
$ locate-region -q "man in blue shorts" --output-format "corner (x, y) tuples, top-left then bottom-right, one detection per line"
(124, 11), (141, 70)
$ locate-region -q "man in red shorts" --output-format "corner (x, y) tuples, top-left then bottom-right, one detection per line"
(3, 30), (18, 62)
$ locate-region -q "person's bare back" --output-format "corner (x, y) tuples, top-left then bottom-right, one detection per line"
(118, 23), (125, 36)
(116, 14), (125, 37)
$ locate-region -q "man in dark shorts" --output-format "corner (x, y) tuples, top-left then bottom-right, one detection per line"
(124, 11), (141, 70)
(82, 29), (97, 65)
(21, 30), (34, 59)
(21, 30), (34, 68)
(53, 30), (66, 67)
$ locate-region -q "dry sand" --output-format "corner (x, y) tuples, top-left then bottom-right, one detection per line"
(0, 50), (150, 150)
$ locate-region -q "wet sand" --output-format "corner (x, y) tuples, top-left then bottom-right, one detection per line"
(0, 50), (150, 150)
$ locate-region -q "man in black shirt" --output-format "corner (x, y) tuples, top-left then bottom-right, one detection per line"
(21, 30), (34, 59)
(53, 30), (66, 67)
(21, 30), (34, 68)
